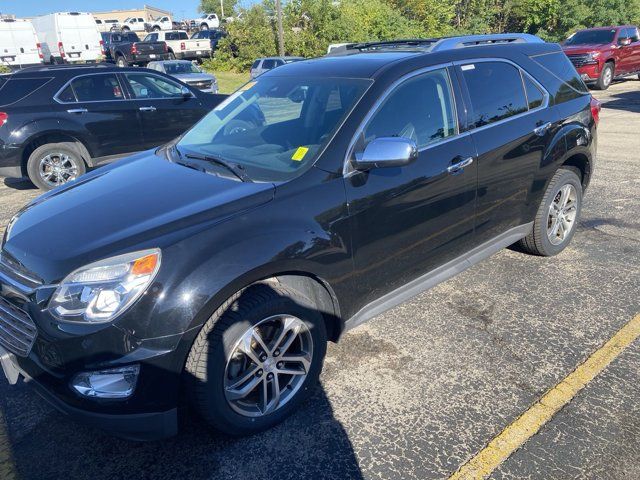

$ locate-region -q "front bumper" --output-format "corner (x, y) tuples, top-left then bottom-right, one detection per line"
(0, 347), (177, 440)
(575, 64), (601, 81)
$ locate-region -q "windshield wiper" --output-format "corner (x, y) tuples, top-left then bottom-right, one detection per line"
(183, 152), (253, 183)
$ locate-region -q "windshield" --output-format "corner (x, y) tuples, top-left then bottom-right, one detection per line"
(165, 62), (201, 74)
(177, 76), (371, 182)
(565, 29), (616, 45)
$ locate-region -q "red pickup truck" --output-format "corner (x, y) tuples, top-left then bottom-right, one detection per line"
(562, 25), (640, 90)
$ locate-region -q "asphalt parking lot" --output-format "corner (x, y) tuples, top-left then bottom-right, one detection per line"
(0, 79), (639, 480)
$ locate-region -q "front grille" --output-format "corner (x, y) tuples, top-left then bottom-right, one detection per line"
(0, 252), (42, 290)
(0, 297), (37, 357)
(187, 80), (213, 90)
(567, 54), (591, 67)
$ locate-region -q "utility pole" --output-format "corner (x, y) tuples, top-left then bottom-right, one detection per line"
(220, 0), (224, 19)
(276, 0), (284, 56)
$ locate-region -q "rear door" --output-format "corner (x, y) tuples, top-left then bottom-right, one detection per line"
(625, 27), (640, 73)
(344, 66), (478, 309)
(456, 59), (559, 244)
(55, 73), (143, 157)
(121, 71), (206, 149)
(58, 14), (102, 62)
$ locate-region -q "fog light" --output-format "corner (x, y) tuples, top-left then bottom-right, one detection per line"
(71, 365), (140, 399)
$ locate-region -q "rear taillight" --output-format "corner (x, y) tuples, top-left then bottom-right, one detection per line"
(131, 44), (138, 55)
(99, 40), (105, 55)
(58, 41), (65, 58)
(36, 42), (43, 59)
(0, 112), (8, 127)
(590, 96), (601, 125)
(180, 42), (186, 51)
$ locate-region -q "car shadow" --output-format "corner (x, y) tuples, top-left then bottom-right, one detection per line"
(0, 284), (364, 480)
(3, 177), (37, 191)
(597, 80), (640, 113)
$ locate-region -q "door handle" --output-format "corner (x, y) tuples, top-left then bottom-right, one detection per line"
(66, 108), (87, 114)
(447, 156), (474, 174)
(533, 122), (552, 136)
(139, 106), (157, 112)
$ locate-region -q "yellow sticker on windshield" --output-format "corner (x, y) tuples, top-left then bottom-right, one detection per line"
(291, 147), (309, 161)
(240, 81), (257, 91)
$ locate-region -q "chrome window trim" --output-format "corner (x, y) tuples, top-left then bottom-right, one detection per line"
(53, 71), (128, 104)
(343, 62), (458, 177)
(54, 71), (194, 104)
(452, 58), (551, 135)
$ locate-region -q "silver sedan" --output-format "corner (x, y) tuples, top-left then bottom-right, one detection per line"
(146, 60), (218, 93)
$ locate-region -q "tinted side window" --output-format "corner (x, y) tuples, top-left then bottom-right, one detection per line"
(124, 73), (183, 99)
(362, 68), (457, 149)
(629, 27), (640, 42)
(530, 52), (589, 101)
(70, 74), (124, 102)
(461, 62), (527, 128)
(0, 78), (52, 106)
(523, 74), (544, 109)
(262, 59), (277, 69)
(251, 60), (260, 69)
(57, 85), (76, 102)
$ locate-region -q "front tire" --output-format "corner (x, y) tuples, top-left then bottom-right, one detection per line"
(595, 62), (614, 90)
(200, 23), (209, 30)
(26, 142), (86, 191)
(517, 168), (583, 256)
(167, 51), (176, 60)
(185, 283), (327, 436)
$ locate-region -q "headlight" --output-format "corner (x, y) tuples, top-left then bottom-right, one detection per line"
(585, 52), (601, 62)
(48, 249), (161, 323)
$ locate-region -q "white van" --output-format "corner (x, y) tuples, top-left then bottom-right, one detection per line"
(0, 18), (43, 68)
(31, 12), (103, 64)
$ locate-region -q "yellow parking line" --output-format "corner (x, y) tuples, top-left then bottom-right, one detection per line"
(450, 312), (640, 480)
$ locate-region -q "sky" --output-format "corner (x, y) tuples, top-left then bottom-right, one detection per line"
(0, 0), (214, 21)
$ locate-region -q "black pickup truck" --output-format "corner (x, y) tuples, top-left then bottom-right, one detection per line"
(101, 31), (170, 67)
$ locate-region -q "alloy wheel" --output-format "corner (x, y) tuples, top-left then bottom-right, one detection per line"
(224, 315), (313, 417)
(38, 152), (79, 187)
(547, 184), (578, 245)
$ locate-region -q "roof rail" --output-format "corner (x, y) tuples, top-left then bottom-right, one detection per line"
(15, 63), (115, 74)
(430, 33), (544, 52)
(327, 39), (438, 55)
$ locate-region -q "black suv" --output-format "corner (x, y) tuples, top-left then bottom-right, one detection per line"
(0, 35), (598, 440)
(0, 64), (223, 190)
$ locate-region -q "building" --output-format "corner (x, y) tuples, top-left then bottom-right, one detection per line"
(92, 4), (173, 23)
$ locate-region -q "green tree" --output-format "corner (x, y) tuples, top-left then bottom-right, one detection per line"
(199, 0), (238, 19)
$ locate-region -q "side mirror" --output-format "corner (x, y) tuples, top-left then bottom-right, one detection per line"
(353, 137), (418, 170)
(619, 37), (632, 46)
(181, 86), (193, 99)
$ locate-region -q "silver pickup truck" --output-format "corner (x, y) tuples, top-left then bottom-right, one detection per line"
(142, 30), (212, 62)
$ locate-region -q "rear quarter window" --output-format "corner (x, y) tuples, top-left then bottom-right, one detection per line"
(0, 77), (52, 106)
(530, 52), (588, 103)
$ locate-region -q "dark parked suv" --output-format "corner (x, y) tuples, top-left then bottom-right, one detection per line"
(0, 64), (223, 190)
(0, 34), (599, 440)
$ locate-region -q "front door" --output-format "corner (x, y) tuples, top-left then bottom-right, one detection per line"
(344, 67), (478, 311)
(121, 71), (206, 149)
(56, 72), (143, 157)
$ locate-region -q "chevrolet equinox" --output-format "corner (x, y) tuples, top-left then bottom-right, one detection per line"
(0, 34), (599, 440)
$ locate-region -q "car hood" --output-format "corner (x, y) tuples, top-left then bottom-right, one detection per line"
(562, 44), (613, 54)
(174, 73), (216, 83)
(2, 150), (274, 283)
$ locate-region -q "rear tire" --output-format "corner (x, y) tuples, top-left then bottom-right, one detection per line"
(595, 62), (614, 90)
(517, 168), (583, 256)
(116, 55), (128, 67)
(167, 51), (176, 60)
(26, 142), (86, 191)
(185, 283), (327, 436)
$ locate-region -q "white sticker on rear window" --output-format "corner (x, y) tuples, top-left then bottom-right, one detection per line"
(461, 64), (475, 71)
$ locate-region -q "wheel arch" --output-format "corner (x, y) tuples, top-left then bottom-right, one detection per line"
(21, 131), (92, 175)
(561, 152), (591, 189)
